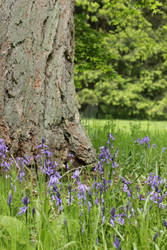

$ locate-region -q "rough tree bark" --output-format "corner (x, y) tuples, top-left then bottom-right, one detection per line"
(0, 0), (96, 166)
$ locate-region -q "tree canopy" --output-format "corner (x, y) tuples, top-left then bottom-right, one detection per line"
(74, 0), (167, 119)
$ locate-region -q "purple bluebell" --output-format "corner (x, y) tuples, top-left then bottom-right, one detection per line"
(95, 197), (99, 206)
(153, 232), (158, 242)
(88, 201), (92, 213)
(109, 133), (115, 141)
(55, 191), (62, 211)
(77, 183), (88, 202)
(120, 176), (131, 185)
(7, 193), (12, 207)
(18, 196), (30, 219)
(82, 224), (85, 233)
(36, 138), (48, 149)
(72, 169), (80, 182)
(0, 139), (8, 159)
(7, 193), (12, 216)
(117, 215), (125, 225)
(102, 215), (105, 224)
(163, 220), (167, 229)
(162, 147), (167, 153)
(110, 207), (117, 227)
(113, 236), (120, 249)
(135, 136), (150, 147)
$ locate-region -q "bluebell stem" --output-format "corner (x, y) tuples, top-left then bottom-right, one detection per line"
(64, 218), (70, 241)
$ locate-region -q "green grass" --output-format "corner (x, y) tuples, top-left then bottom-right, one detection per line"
(0, 119), (167, 249)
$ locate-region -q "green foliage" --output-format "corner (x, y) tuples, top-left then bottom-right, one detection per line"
(75, 0), (167, 119)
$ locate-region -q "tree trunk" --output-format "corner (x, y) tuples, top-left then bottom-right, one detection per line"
(0, 0), (96, 166)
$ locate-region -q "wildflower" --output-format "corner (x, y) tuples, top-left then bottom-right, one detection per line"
(120, 176), (131, 185)
(0, 139), (8, 159)
(95, 197), (99, 206)
(109, 133), (115, 141)
(78, 183), (88, 202)
(162, 147), (167, 153)
(135, 136), (150, 147)
(117, 215), (125, 225)
(153, 232), (158, 242)
(110, 207), (117, 227)
(18, 196), (30, 216)
(88, 201), (92, 213)
(82, 224), (85, 233)
(36, 138), (48, 149)
(113, 236), (120, 249)
(163, 220), (167, 229)
(72, 169), (80, 182)
(7, 193), (12, 216)
(7, 193), (12, 207)
(102, 215), (105, 224)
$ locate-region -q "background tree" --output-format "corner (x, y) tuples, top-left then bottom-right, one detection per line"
(75, 0), (167, 120)
(0, 0), (96, 165)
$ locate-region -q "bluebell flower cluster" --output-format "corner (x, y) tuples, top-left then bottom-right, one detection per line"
(135, 136), (150, 147)
(1, 134), (167, 249)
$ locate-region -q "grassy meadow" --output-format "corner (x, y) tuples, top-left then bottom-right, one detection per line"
(0, 119), (167, 249)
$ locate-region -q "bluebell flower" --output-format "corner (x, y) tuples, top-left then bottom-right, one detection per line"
(18, 196), (30, 216)
(113, 236), (120, 249)
(82, 224), (85, 233)
(102, 215), (105, 224)
(163, 220), (167, 229)
(18, 206), (28, 215)
(135, 136), (150, 147)
(117, 215), (125, 225)
(7, 193), (12, 207)
(88, 201), (92, 213)
(153, 232), (158, 242)
(162, 147), (167, 153)
(72, 169), (80, 182)
(110, 207), (117, 227)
